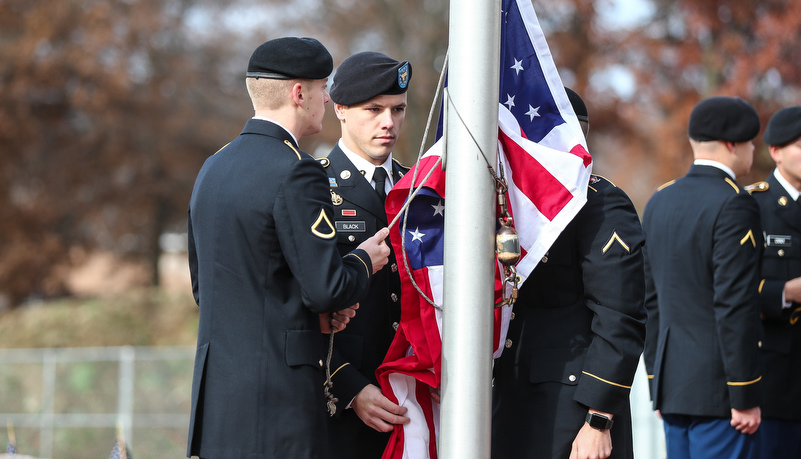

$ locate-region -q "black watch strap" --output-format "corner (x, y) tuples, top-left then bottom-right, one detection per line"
(585, 412), (614, 431)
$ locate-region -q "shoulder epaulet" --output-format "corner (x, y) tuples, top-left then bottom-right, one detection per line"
(723, 177), (740, 194)
(587, 174), (616, 193)
(212, 142), (231, 156)
(744, 181), (769, 194)
(393, 157), (410, 170)
(656, 179), (676, 192)
(283, 140), (303, 160)
(317, 157), (330, 168)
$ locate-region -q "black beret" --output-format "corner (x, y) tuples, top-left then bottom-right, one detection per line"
(764, 106), (801, 146)
(564, 87), (588, 122)
(330, 52), (412, 106)
(688, 96), (760, 143)
(247, 37), (332, 80)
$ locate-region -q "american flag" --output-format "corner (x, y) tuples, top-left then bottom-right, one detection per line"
(375, 0), (592, 458)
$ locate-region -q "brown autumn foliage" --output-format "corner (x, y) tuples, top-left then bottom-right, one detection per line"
(1, 0), (800, 307)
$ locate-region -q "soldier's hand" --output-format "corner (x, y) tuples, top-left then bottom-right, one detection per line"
(784, 277), (801, 304)
(352, 384), (409, 432)
(358, 227), (391, 273)
(731, 406), (761, 435)
(319, 303), (359, 333)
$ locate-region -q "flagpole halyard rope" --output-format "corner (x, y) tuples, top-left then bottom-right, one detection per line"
(391, 48), (506, 311)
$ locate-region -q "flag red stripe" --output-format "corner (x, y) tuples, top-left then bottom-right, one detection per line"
(498, 131), (575, 221)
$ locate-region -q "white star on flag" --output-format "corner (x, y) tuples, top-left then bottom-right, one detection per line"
(510, 58), (524, 75)
(431, 200), (445, 217)
(503, 94), (515, 110)
(525, 105), (541, 121)
(409, 227), (425, 242)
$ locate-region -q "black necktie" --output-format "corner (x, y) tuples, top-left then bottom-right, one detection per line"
(374, 167), (388, 201)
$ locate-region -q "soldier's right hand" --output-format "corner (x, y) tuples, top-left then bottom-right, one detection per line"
(358, 227), (391, 273)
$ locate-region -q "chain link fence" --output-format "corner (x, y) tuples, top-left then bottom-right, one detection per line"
(0, 346), (194, 458)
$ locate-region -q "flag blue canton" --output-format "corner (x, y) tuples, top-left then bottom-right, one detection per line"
(500, 0), (565, 142)
(400, 189), (445, 270)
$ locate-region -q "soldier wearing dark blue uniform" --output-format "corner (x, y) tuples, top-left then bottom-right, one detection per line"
(492, 89), (647, 459)
(321, 51), (412, 458)
(746, 106), (801, 459)
(643, 96), (764, 459)
(186, 38), (391, 459)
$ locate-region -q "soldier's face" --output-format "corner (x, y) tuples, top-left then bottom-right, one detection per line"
(336, 93), (407, 166)
(731, 140), (755, 177)
(301, 78), (330, 137)
(771, 139), (801, 191)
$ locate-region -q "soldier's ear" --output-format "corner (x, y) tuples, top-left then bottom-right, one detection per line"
(334, 103), (348, 121)
(291, 82), (305, 108)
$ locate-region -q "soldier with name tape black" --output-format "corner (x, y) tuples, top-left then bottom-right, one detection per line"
(319, 51), (412, 458)
(746, 106), (801, 459)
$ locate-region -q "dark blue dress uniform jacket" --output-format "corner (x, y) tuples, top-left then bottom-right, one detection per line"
(748, 173), (801, 421)
(320, 145), (407, 458)
(492, 175), (646, 459)
(186, 120), (373, 459)
(643, 164), (764, 417)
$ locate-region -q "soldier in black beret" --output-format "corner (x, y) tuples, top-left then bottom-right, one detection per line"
(642, 95), (764, 459)
(492, 87), (646, 459)
(187, 38), (392, 459)
(746, 105), (801, 459)
(321, 51), (412, 458)
(565, 86), (589, 137)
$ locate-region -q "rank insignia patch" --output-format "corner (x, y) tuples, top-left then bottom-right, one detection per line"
(311, 208), (336, 239)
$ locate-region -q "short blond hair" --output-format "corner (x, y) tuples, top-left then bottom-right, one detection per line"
(246, 77), (295, 111)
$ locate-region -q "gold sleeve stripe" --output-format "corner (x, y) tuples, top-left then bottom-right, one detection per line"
(727, 376), (762, 387)
(724, 177), (740, 194)
(581, 371), (632, 389)
(323, 363), (351, 386)
(588, 185), (597, 193)
(647, 374), (654, 379)
(758, 279), (766, 293)
(345, 252), (371, 277)
(740, 229), (756, 247)
(284, 140), (302, 160)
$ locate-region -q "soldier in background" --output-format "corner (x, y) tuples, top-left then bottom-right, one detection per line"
(643, 96), (763, 459)
(747, 106), (801, 459)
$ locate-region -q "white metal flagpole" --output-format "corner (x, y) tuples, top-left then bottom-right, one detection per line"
(439, 0), (501, 457)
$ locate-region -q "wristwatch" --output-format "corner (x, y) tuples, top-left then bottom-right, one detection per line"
(585, 412), (614, 431)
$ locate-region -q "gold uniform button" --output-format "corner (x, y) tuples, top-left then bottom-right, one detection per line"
(568, 374), (577, 382)
(348, 235), (356, 242)
(391, 263), (398, 272)
(758, 341), (762, 348)
(541, 255), (548, 263)
(318, 359), (323, 367)
(505, 339), (513, 349)
(391, 293), (398, 302)
(392, 321), (399, 331)
(778, 249), (785, 257)
(510, 312), (516, 321)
